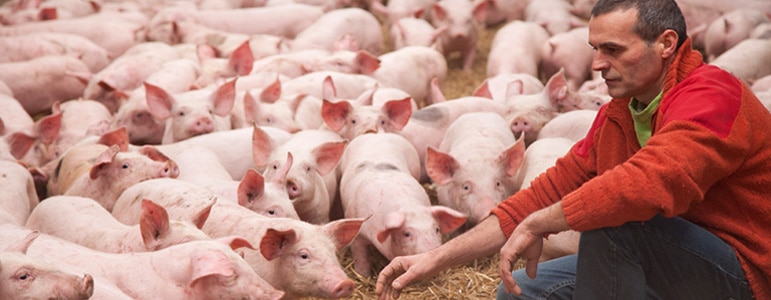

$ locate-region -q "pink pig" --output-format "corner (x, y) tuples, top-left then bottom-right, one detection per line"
(487, 20), (550, 78)
(338, 133), (467, 276)
(0, 32), (110, 73)
(703, 9), (770, 62)
(252, 127), (346, 224)
(320, 91), (413, 140)
(0, 224), (284, 300)
(0, 55), (90, 116)
(290, 8), (383, 55)
(111, 178), (365, 299)
(0, 160), (40, 226)
(390, 17), (444, 50)
(51, 144), (179, 211)
(0, 231), (94, 300)
(26, 196), (211, 253)
(145, 78), (236, 144)
(539, 26), (594, 90)
(537, 109), (598, 142)
(371, 45), (448, 106)
(429, 0), (488, 70)
(709, 38), (771, 84)
(426, 112), (525, 227)
(524, 0), (585, 36)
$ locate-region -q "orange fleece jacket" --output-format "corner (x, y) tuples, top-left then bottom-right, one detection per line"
(492, 38), (771, 299)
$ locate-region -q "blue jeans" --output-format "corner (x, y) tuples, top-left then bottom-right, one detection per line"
(497, 215), (753, 299)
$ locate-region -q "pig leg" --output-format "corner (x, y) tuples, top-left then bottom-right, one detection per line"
(350, 237), (373, 277)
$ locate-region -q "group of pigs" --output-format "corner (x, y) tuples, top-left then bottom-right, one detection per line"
(1, 0), (770, 299)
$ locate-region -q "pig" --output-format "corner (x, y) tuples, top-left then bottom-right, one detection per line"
(429, 0), (488, 70)
(320, 91), (413, 140)
(537, 109), (598, 142)
(250, 49), (334, 78)
(49, 144), (179, 211)
(0, 32), (110, 73)
(703, 9), (770, 62)
(709, 38), (771, 84)
(398, 96), (507, 182)
(171, 144), (300, 219)
(425, 112), (525, 227)
(0, 93), (34, 139)
(370, 0), (436, 24)
(50, 99), (113, 158)
(338, 132), (467, 276)
(145, 4), (324, 40)
(0, 55), (90, 116)
(512, 137), (580, 261)
(371, 45), (448, 106)
(524, 0), (585, 36)
(0, 13), (141, 58)
(26, 196), (211, 253)
(145, 78), (236, 144)
(473, 72), (545, 99)
(290, 8), (383, 55)
(487, 20), (550, 78)
(282, 70), (380, 101)
(151, 125), (292, 179)
(7, 112), (62, 168)
(0, 224), (284, 300)
(110, 58), (201, 145)
(568, 0), (597, 20)
(0, 160), (39, 226)
(0, 231), (94, 300)
(193, 42), (256, 89)
(111, 178), (366, 299)
(482, 0), (530, 27)
(252, 127), (346, 224)
(241, 79), (305, 133)
(390, 17), (443, 50)
(83, 42), (181, 113)
(301, 49), (382, 75)
(539, 26), (593, 90)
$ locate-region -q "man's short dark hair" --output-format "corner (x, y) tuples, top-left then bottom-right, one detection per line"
(591, 0), (687, 49)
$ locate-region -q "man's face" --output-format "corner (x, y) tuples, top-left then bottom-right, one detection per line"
(588, 8), (667, 103)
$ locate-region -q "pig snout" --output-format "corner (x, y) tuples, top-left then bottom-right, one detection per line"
(160, 160), (180, 178)
(286, 179), (302, 198)
(330, 278), (355, 298)
(510, 117), (531, 138)
(191, 117), (215, 135)
(79, 274), (95, 299)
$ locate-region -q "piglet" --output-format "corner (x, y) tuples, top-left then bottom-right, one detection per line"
(426, 112), (525, 227)
(0, 231), (94, 300)
(339, 133), (467, 276)
(429, 0), (488, 70)
(0, 160), (40, 226)
(487, 20), (550, 78)
(290, 8), (383, 55)
(26, 196), (211, 253)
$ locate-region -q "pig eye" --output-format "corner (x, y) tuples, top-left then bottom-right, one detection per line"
(122, 163), (130, 169)
(403, 232), (411, 238)
(272, 163), (279, 170)
(299, 251), (310, 260)
(350, 119), (357, 125)
(305, 166), (312, 172)
(495, 181), (501, 187)
(16, 272), (31, 281)
(177, 111), (185, 117)
(380, 120), (386, 126)
(435, 227), (440, 234)
(267, 209), (277, 215)
(463, 184), (470, 191)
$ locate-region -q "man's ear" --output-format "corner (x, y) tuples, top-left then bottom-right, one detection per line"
(659, 29), (678, 58)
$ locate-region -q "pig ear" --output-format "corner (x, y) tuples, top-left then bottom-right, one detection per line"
(425, 147), (458, 185)
(322, 76), (337, 99)
(432, 3), (447, 21)
(383, 97), (413, 131)
(90, 145), (120, 180)
(321, 100), (353, 132)
(354, 85), (377, 106)
(500, 135), (526, 177)
(217, 236), (254, 251)
(9, 132), (36, 160)
(145, 82), (175, 120)
(238, 169), (265, 208)
(260, 228), (298, 261)
(4, 231), (40, 254)
(139, 199), (171, 250)
(313, 140), (347, 176)
(251, 124), (274, 169)
(324, 217), (366, 251)
(243, 92), (261, 124)
(355, 50), (380, 75)
(472, 0), (489, 23)
(191, 198), (216, 229)
(260, 78), (282, 104)
(138, 145), (171, 162)
(431, 206), (467, 234)
(473, 80), (493, 98)
(228, 41), (254, 75)
(505, 79), (525, 100)
(189, 250), (236, 288)
(544, 68), (569, 109)
(37, 112), (62, 145)
(377, 212), (405, 243)
(271, 153), (293, 184)
(98, 127), (129, 152)
(211, 79), (237, 117)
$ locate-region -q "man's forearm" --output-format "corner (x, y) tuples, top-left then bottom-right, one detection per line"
(431, 215), (509, 269)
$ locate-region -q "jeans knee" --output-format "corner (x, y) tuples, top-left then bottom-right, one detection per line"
(497, 268), (574, 300)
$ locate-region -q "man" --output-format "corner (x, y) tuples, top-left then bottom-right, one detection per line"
(375, 0), (771, 299)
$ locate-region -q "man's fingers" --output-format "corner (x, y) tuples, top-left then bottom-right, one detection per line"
(525, 258), (538, 279)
